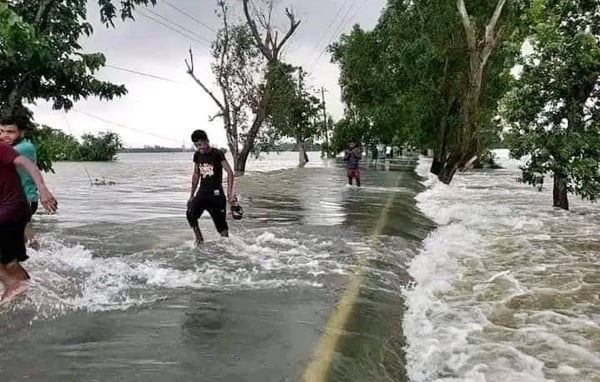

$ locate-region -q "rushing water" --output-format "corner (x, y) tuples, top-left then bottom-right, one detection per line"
(1, 149), (598, 382)
(404, 150), (600, 382)
(0, 151), (429, 382)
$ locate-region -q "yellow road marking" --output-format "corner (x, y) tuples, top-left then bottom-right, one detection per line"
(301, 180), (399, 382)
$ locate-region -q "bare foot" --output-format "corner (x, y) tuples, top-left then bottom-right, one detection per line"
(1, 281), (28, 303)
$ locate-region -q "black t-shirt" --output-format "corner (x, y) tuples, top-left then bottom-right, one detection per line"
(193, 148), (225, 194)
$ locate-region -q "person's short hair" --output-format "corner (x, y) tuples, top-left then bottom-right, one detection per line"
(0, 115), (28, 131)
(191, 129), (208, 142)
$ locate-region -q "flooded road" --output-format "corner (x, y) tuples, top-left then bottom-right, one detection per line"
(0, 152), (430, 382)
(2, 150), (598, 382)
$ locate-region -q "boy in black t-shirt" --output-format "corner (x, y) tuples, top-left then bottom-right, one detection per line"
(186, 129), (236, 245)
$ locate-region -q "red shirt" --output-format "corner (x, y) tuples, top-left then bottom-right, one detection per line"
(0, 143), (28, 223)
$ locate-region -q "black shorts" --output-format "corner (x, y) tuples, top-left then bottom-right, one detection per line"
(186, 191), (228, 233)
(0, 220), (28, 264)
(28, 201), (38, 221)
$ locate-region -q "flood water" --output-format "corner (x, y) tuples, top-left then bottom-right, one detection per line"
(0, 151), (431, 382)
(0, 150), (598, 382)
(405, 150), (600, 382)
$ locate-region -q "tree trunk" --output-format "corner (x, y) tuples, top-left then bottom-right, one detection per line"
(234, 149), (250, 175)
(431, 156), (444, 175)
(553, 174), (569, 210)
(438, 154), (461, 184)
(235, 114), (265, 175)
(444, 0), (505, 185)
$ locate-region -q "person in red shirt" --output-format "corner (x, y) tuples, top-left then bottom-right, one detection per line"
(0, 142), (57, 302)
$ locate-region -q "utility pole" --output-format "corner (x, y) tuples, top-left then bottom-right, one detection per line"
(320, 86), (330, 158)
(297, 68), (308, 167)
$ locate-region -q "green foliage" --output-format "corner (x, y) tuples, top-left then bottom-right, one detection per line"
(205, 17), (265, 157)
(0, 1), (148, 117)
(28, 126), (122, 171)
(267, 64), (322, 145)
(28, 125), (80, 172)
(504, 0), (600, 203)
(330, 0), (521, 181)
(330, 118), (369, 154)
(78, 132), (122, 161)
(96, 0), (156, 26)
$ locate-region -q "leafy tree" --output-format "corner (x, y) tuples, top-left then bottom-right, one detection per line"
(330, 117), (369, 154)
(268, 65), (322, 167)
(330, 0), (521, 183)
(0, 0), (154, 118)
(28, 125), (80, 172)
(0, 0), (154, 169)
(504, 0), (600, 210)
(28, 127), (122, 167)
(78, 131), (122, 161)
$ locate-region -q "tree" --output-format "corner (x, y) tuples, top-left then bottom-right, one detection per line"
(29, 127), (123, 166)
(0, 0), (155, 118)
(186, 0), (300, 174)
(28, 125), (80, 171)
(0, 0), (154, 169)
(79, 131), (122, 161)
(504, 0), (600, 210)
(330, 0), (520, 183)
(330, 117), (369, 154)
(437, 0), (511, 183)
(268, 65), (322, 167)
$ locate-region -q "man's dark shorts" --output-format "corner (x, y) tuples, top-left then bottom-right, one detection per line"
(0, 219), (28, 264)
(186, 191), (228, 233)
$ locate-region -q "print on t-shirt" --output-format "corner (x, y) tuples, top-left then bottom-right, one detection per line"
(199, 163), (215, 179)
(193, 148), (225, 194)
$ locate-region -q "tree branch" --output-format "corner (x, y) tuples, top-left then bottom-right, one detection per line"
(185, 49), (226, 112)
(482, 27), (504, 66)
(242, 0), (273, 60)
(209, 112), (224, 122)
(486, 0), (507, 43)
(276, 8), (301, 53)
(457, 0), (476, 51)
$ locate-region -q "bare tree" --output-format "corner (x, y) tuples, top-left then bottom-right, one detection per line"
(185, 0), (300, 174)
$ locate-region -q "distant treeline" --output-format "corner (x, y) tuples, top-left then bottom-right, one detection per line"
(120, 146), (193, 153)
(258, 142), (323, 152)
(121, 143), (323, 154)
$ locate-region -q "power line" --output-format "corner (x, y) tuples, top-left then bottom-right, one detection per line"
(162, 0), (217, 35)
(144, 8), (213, 45)
(135, 9), (210, 48)
(308, 0), (367, 73)
(72, 109), (181, 143)
(104, 64), (185, 84)
(307, 1), (349, 64)
(308, 0), (359, 71)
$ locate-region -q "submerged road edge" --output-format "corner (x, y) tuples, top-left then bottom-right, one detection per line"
(301, 176), (401, 382)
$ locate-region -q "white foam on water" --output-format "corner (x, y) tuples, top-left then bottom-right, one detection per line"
(404, 154), (600, 382)
(9, 229), (348, 316)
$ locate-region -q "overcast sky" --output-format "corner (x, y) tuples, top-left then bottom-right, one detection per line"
(28, 0), (386, 148)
